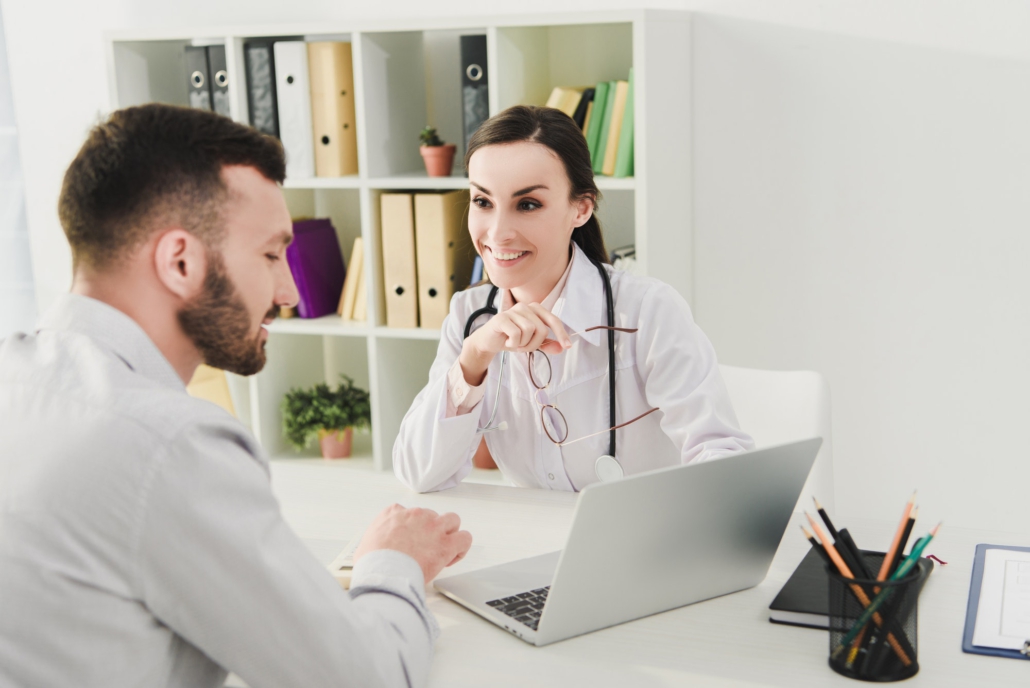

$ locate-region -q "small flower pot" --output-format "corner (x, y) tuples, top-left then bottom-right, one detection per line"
(420, 143), (456, 177)
(318, 427), (354, 459)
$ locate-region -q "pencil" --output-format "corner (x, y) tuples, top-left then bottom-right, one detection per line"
(876, 491), (916, 582)
(801, 525), (833, 567)
(887, 507), (917, 578)
(838, 528), (873, 579)
(805, 513), (913, 667)
(814, 496), (840, 543)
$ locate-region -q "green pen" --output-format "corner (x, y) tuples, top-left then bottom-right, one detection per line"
(832, 523), (940, 660)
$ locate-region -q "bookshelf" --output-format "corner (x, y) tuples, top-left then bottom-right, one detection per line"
(104, 10), (691, 470)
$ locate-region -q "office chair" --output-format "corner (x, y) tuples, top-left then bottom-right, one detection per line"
(719, 365), (834, 513)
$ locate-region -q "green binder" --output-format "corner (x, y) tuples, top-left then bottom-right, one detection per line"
(585, 81), (609, 166)
(614, 69), (634, 178)
(593, 82), (618, 174)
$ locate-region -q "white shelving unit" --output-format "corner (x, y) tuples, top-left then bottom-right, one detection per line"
(104, 10), (691, 469)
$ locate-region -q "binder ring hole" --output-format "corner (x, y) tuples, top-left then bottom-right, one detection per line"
(191, 71), (205, 88)
(428, 288), (438, 298)
(466, 64), (483, 81)
(343, 123), (349, 129)
(321, 136), (330, 145)
(394, 286), (404, 296)
(341, 90), (347, 96)
(215, 70), (228, 87)
(286, 75), (294, 85)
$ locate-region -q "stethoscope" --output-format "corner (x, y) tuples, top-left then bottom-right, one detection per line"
(462, 254), (626, 483)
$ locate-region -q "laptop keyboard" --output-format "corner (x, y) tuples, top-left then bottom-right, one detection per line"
(485, 587), (549, 631)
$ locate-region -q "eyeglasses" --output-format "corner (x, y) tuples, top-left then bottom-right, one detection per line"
(528, 326), (660, 447)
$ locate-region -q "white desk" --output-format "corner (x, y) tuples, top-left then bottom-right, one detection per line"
(268, 460), (1029, 687)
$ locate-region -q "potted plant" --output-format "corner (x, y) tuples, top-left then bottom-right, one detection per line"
(282, 375), (371, 459)
(419, 126), (456, 177)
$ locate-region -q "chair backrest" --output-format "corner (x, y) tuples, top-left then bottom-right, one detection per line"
(719, 365), (834, 514)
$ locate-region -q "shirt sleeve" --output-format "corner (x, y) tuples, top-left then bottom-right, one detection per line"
(393, 293), (490, 493)
(445, 358), (487, 417)
(634, 281), (755, 464)
(136, 422), (437, 688)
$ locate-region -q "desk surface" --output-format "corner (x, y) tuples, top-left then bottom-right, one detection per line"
(268, 460), (1028, 687)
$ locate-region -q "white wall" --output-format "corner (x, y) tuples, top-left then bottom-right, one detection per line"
(693, 15), (1030, 531)
(4, 0), (1029, 532)
(0, 5), (34, 338)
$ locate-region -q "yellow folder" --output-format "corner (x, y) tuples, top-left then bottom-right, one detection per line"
(186, 364), (236, 416)
(414, 190), (473, 330)
(380, 193), (419, 328)
(308, 42), (359, 177)
(337, 236), (364, 320)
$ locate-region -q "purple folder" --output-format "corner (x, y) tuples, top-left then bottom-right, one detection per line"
(285, 219), (346, 319)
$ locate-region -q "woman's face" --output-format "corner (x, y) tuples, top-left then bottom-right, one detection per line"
(467, 141), (592, 297)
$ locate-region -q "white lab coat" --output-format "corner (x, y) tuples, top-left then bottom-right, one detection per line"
(393, 243), (754, 493)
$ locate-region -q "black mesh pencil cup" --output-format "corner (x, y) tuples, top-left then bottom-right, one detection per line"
(826, 552), (932, 682)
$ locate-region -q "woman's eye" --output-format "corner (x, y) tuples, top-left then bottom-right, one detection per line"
(266, 253), (280, 262)
(472, 197), (491, 209)
(518, 200), (541, 211)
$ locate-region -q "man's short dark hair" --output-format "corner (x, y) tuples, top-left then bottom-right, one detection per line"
(58, 103), (286, 270)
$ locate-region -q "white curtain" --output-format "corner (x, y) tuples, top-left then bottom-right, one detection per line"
(0, 4), (35, 339)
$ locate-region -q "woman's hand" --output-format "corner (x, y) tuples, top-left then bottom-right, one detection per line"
(459, 302), (571, 386)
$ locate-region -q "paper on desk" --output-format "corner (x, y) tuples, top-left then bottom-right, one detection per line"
(972, 548), (1030, 650)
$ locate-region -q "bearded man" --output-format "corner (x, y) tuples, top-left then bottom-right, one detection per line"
(0, 104), (471, 688)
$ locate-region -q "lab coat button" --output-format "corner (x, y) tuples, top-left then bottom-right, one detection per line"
(548, 473), (555, 480)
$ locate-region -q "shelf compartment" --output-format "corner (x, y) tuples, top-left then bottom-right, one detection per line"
(282, 176), (362, 189)
(358, 28), (486, 179)
(492, 23), (633, 113)
(254, 333), (371, 457)
(110, 38), (225, 109)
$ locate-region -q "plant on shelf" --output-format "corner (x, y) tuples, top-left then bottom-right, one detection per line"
(419, 126), (456, 177)
(282, 375), (371, 459)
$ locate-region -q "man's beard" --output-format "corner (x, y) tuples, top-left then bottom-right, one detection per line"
(178, 251), (276, 377)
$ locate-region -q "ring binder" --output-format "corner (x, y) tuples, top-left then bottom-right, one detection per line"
(962, 543), (1030, 661)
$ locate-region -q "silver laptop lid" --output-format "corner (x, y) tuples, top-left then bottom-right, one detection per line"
(535, 437), (822, 645)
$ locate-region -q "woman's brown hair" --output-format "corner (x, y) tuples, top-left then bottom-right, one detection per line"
(464, 105), (609, 266)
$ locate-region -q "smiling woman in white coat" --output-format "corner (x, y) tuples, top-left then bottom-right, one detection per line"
(393, 105), (753, 493)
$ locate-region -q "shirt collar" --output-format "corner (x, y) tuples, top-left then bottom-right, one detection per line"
(497, 243), (606, 347)
(37, 294), (186, 391)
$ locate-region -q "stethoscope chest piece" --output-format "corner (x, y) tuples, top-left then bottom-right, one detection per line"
(594, 454), (624, 482)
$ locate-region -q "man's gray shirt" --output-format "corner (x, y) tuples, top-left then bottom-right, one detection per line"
(0, 294), (437, 687)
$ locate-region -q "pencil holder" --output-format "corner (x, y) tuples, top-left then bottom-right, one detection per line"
(826, 551), (932, 682)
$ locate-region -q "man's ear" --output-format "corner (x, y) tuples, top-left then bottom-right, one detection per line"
(153, 229), (206, 300)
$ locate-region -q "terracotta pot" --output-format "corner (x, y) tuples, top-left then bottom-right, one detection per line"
(318, 427), (354, 459)
(420, 144), (456, 177)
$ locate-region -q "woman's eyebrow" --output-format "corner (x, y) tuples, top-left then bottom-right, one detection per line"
(470, 182), (491, 195)
(513, 184), (547, 197)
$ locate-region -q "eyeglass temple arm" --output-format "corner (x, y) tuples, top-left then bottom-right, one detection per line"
(542, 326), (638, 348)
(557, 407), (661, 447)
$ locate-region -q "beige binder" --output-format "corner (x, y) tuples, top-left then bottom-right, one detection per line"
(380, 193), (419, 328)
(414, 190), (473, 330)
(352, 268), (368, 322)
(308, 41), (359, 177)
(337, 236), (364, 320)
(601, 79), (629, 176)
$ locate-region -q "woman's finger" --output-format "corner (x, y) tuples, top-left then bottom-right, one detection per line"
(528, 303), (572, 348)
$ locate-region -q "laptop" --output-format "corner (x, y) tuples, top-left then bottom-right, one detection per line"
(434, 437), (822, 646)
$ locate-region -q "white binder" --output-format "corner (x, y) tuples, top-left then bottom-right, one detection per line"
(273, 41), (315, 180)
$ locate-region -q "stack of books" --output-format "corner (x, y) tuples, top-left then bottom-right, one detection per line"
(544, 68), (635, 178)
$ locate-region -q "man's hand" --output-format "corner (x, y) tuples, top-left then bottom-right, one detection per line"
(353, 505), (473, 584)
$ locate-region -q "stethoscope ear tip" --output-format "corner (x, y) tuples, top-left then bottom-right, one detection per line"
(497, 421), (508, 431)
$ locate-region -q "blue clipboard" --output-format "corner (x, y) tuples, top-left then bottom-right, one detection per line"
(962, 543), (1030, 660)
